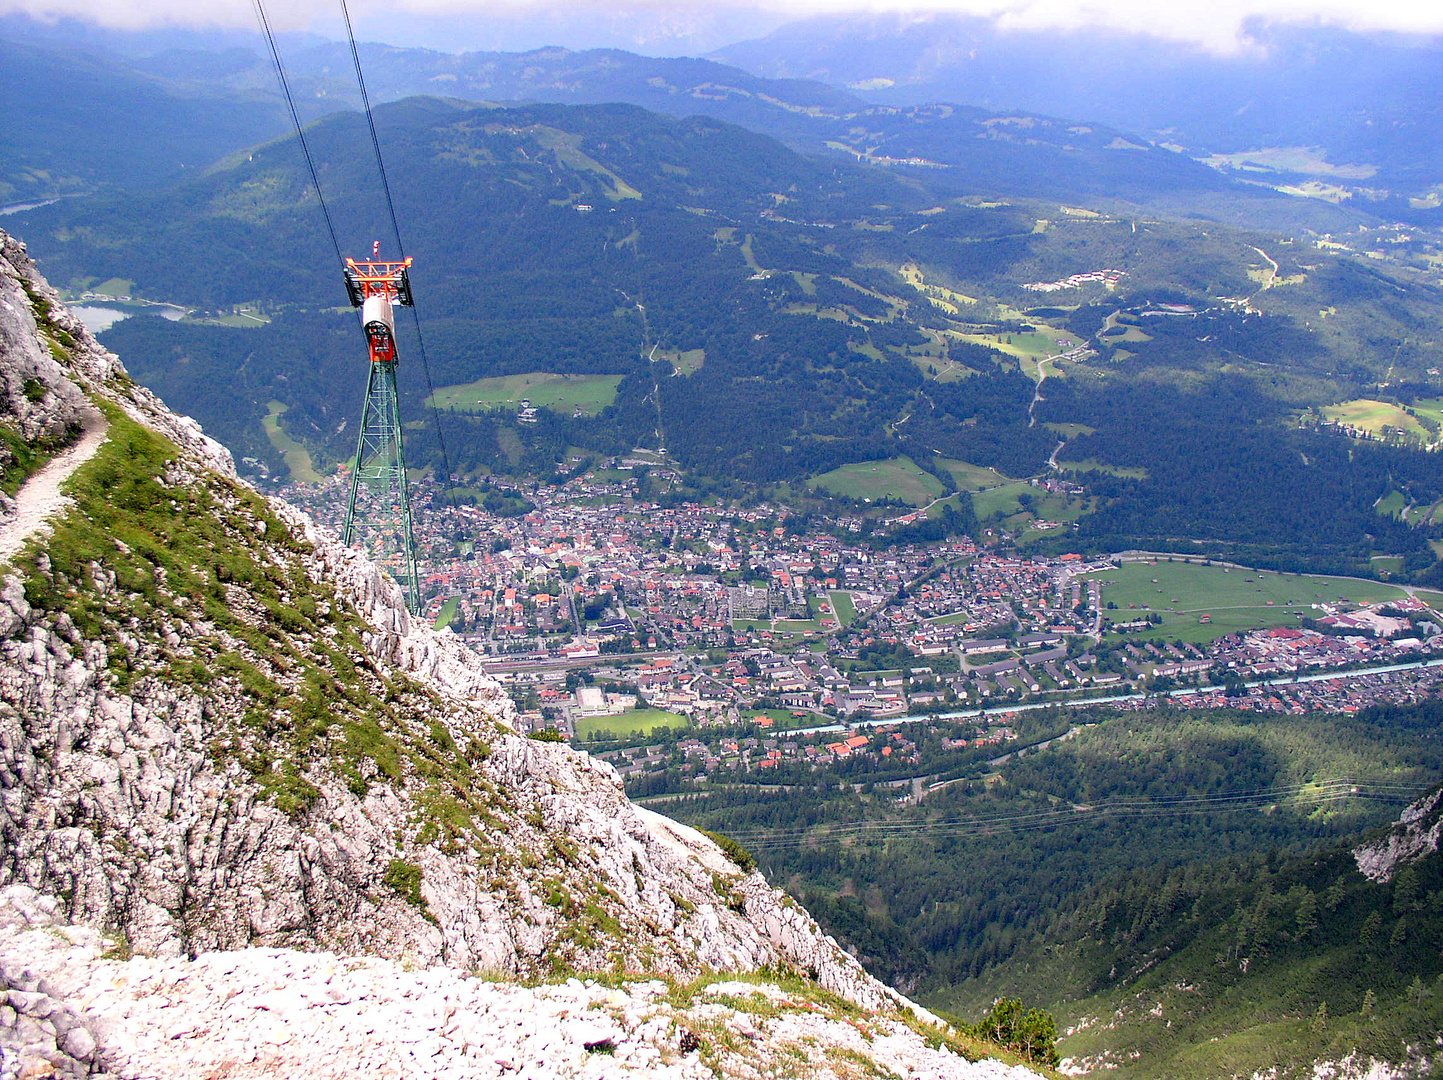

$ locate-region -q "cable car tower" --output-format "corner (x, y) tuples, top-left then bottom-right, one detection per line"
(341, 243), (421, 611)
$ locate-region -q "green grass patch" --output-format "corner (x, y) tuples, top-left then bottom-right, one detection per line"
(732, 618), (822, 636)
(1056, 458), (1150, 479)
(575, 708), (690, 741)
(428, 372), (623, 416)
(433, 596), (460, 630)
(1043, 422), (1096, 438)
(827, 590), (858, 627)
(1375, 489), (1408, 517)
(972, 482), (1037, 520)
(262, 400), (323, 483)
(91, 278), (134, 297)
(937, 459), (1013, 491)
(663, 349), (705, 375)
(1087, 560), (1413, 643)
(742, 708), (818, 730)
(808, 457), (945, 506)
(926, 611), (973, 626)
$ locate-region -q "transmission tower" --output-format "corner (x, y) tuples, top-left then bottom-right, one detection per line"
(341, 248), (421, 611)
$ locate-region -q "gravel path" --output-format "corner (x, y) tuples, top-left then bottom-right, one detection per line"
(0, 407), (107, 565)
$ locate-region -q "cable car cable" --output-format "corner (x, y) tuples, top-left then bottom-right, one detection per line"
(250, 0), (344, 266)
(337, 0), (454, 490)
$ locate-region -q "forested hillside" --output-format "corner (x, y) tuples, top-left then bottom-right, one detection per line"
(13, 93), (1443, 576)
(927, 709), (1443, 1077)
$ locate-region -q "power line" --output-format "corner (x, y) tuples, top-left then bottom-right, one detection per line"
(250, 0), (344, 267)
(337, 0), (454, 490)
(715, 777), (1433, 851)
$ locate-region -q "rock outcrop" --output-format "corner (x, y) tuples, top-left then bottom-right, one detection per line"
(0, 884), (1051, 1080)
(1353, 783), (1443, 882)
(0, 230), (1041, 1077)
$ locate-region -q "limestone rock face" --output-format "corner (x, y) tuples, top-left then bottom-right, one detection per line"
(1353, 784), (1443, 882)
(0, 228), (947, 1043)
(0, 884), (1043, 1080)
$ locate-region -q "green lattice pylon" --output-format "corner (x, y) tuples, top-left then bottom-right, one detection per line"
(342, 356), (420, 611)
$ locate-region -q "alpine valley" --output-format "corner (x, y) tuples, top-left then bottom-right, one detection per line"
(2, 11), (1443, 1080)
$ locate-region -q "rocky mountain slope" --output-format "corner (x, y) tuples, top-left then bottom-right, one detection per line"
(0, 228), (1045, 1077)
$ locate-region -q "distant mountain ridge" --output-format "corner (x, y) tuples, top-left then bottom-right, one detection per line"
(711, 13), (1443, 223)
(0, 38), (289, 204)
(0, 31), (1363, 234)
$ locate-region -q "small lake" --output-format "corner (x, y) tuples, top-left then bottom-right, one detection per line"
(71, 304), (185, 333)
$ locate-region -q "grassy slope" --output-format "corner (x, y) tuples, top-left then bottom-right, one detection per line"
(808, 457), (945, 506)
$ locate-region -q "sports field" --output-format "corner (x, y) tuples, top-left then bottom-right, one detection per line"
(808, 457), (945, 506)
(1086, 560), (1421, 643)
(427, 372), (623, 415)
(574, 708), (689, 741)
(828, 590), (858, 627)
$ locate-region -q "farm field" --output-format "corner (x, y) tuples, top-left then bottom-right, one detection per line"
(808, 457), (945, 506)
(574, 708), (689, 741)
(262, 400), (322, 483)
(428, 372), (623, 415)
(955, 326), (1070, 367)
(937, 459), (1012, 491)
(1409, 398), (1443, 425)
(1086, 560), (1422, 643)
(972, 483), (1086, 527)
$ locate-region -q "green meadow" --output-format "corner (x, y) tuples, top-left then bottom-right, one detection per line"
(428, 372), (623, 415)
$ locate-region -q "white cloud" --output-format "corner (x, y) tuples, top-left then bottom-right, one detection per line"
(4, 0), (1441, 50)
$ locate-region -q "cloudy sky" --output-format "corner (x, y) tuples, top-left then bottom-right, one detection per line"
(2, 0), (1441, 55)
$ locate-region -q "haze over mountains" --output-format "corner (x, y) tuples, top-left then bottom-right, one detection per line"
(3, 11), (1439, 227)
(713, 13), (1443, 210)
(8, 8), (1443, 586)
